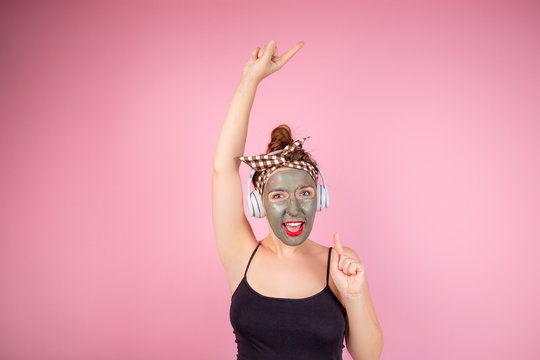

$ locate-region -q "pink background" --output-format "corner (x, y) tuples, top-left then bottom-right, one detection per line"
(1, 0), (539, 359)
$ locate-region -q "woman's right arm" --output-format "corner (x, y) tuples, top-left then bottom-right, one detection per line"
(212, 75), (260, 262)
(212, 40), (304, 264)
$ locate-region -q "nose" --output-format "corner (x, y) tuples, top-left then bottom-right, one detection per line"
(286, 196), (300, 216)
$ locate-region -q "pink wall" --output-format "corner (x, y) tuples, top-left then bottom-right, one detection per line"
(1, 0), (539, 359)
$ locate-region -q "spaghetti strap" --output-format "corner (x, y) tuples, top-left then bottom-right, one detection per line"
(326, 247), (332, 286)
(244, 243), (261, 278)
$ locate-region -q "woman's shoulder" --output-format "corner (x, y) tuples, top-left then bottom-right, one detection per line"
(304, 240), (332, 258)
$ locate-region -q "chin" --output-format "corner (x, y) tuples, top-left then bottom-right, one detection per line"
(278, 235), (308, 246)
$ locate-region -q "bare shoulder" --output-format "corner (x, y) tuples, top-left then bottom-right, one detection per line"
(341, 245), (361, 261)
(307, 241), (333, 259)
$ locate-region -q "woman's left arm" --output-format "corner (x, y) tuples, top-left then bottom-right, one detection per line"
(342, 277), (384, 360)
(330, 234), (384, 360)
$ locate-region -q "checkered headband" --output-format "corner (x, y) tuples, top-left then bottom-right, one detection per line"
(239, 136), (319, 195)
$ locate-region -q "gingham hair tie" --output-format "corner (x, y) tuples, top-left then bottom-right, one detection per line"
(239, 136), (319, 194)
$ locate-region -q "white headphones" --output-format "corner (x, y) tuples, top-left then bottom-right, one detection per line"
(244, 149), (330, 218)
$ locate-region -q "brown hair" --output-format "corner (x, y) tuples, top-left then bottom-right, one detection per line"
(253, 124), (318, 189)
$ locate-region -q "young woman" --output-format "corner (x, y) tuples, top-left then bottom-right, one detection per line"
(212, 40), (384, 360)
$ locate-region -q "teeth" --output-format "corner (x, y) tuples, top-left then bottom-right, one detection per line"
(284, 222), (303, 226)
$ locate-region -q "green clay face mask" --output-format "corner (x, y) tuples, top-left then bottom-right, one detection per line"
(262, 168), (317, 246)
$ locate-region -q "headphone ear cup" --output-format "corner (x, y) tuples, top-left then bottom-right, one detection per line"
(324, 185), (329, 208)
(245, 170), (265, 218)
(316, 184), (329, 211)
(322, 185), (329, 209)
(249, 190), (265, 218)
(247, 191), (256, 217)
(316, 184), (323, 211)
(256, 191), (266, 218)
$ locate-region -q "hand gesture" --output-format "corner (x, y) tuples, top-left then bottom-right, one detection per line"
(329, 233), (367, 300)
(242, 40), (304, 83)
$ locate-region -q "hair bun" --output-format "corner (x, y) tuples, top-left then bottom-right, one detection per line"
(267, 124), (294, 153)
(252, 123), (318, 190)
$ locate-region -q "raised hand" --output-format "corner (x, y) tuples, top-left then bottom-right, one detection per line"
(242, 40), (304, 83)
(329, 232), (367, 300)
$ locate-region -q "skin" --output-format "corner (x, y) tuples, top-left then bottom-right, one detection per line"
(262, 167), (317, 247)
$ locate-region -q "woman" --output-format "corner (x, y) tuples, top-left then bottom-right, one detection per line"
(212, 40), (384, 360)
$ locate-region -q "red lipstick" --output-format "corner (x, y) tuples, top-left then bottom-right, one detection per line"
(282, 221), (305, 237)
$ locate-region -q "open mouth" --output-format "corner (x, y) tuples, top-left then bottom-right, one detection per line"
(282, 221), (305, 237)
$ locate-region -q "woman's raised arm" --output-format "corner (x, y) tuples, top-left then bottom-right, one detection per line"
(212, 40), (304, 263)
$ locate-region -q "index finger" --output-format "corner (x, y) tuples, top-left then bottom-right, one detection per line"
(275, 41), (304, 68)
(333, 232), (344, 255)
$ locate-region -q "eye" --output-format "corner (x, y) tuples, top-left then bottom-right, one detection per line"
(300, 190), (312, 196)
(271, 193), (284, 199)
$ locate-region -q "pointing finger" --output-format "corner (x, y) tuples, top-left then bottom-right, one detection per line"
(275, 41), (304, 68)
(333, 232), (344, 256)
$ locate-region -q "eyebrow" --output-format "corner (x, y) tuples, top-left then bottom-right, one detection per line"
(268, 185), (315, 193)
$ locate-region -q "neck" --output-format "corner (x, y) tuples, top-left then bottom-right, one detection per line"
(262, 232), (311, 258)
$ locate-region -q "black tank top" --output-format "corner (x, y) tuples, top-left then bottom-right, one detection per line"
(230, 243), (347, 360)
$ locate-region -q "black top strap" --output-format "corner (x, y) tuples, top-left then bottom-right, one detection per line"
(244, 243), (261, 278)
(326, 247), (332, 286)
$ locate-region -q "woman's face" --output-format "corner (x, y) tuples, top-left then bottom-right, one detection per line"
(262, 167), (317, 246)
